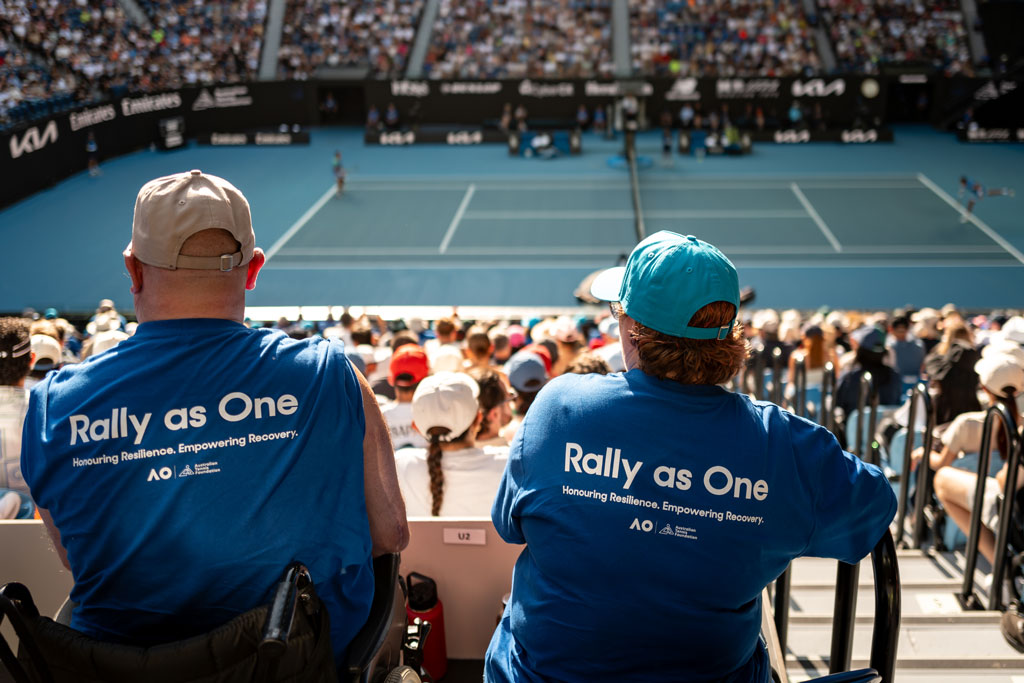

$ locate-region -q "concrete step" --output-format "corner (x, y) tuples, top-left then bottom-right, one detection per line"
(784, 622), (1024, 670)
(788, 551), (967, 589)
(786, 585), (998, 621)
(790, 669), (1024, 682)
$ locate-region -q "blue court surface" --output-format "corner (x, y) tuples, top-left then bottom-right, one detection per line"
(1, 125), (1022, 313)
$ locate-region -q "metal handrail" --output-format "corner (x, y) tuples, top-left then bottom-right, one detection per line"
(896, 384), (933, 549)
(989, 419), (1022, 613)
(771, 347), (784, 406)
(869, 531), (901, 683)
(792, 355), (807, 418)
(829, 531), (901, 681)
(753, 349), (766, 401)
(958, 403), (1020, 611)
(854, 373), (875, 462)
(821, 361), (836, 432)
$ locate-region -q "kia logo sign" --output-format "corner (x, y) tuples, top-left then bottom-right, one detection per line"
(9, 121), (58, 159)
(791, 79), (846, 98)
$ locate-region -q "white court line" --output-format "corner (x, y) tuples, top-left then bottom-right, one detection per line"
(916, 173), (1024, 266)
(267, 259), (1023, 271)
(264, 185), (337, 262)
(439, 183), (476, 254)
(459, 210), (810, 220)
(790, 183), (842, 253)
(278, 246), (627, 256)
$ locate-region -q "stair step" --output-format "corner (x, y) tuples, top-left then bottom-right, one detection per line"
(789, 551), (966, 588)
(786, 585), (995, 618)
(785, 622), (1024, 669)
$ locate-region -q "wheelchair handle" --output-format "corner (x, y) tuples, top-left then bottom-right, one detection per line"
(260, 562), (311, 656)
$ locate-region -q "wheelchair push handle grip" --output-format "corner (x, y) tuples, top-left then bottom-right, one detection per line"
(260, 562), (311, 656)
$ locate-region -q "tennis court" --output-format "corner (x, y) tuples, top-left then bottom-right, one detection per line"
(1, 125), (1022, 312)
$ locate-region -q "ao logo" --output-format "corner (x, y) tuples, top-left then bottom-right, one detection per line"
(841, 129), (878, 143)
(630, 518), (654, 532)
(9, 121), (58, 159)
(147, 467), (173, 482)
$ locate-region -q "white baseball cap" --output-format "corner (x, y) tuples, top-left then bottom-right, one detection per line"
(412, 372), (480, 441)
(975, 353), (1024, 398)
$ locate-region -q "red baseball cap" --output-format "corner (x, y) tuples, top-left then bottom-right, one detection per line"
(389, 345), (430, 387)
(521, 343), (552, 375)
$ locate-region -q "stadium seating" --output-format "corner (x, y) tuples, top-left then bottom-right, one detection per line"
(277, 0), (425, 78)
(630, 0), (822, 77)
(422, 0), (614, 79)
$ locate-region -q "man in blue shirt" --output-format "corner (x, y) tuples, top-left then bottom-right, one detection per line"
(486, 231), (896, 682)
(22, 170), (409, 665)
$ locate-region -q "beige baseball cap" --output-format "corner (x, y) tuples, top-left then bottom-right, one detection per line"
(129, 170), (255, 271)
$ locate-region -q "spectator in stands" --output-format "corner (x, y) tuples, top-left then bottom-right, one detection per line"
(834, 325), (902, 435)
(20, 170), (408, 663)
(395, 371), (508, 516)
(912, 307), (942, 353)
(563, 351), (611, 375)
(486, 231), (895, 682)
(489, 327), (512, 364)
(503, 349), (547, 438)
(466, 366), (513, 447)
(931, 345), (1024, 566)
(925, 320), (982, 425)
(887, 314), (925, 390)
(25, 333), (63, 389)
(0, 317), (34, 518)
(381, 344), (431, 450)
(594, 315), (625, 372)
(551, 316), (582, 377)
(463, 325), (495, 372)
(786, 323), (830, 413)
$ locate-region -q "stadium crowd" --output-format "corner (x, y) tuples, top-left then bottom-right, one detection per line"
(277, 0), (425, 78)
(422, 0), (614, 79)
(630, 0), (822, 77)
(0, 0), (265, 127)
(818, 0), (974, 75)
(5, 300), (1022, 525)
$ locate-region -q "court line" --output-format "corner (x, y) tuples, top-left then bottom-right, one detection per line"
(790, 183), (842, 252)
(264, 184), (337, 262)
(277, 244), (1007, 257)
(916, 173), (1024, 266)
(266, 259), (1022, 271)
(439, 183), (476, 254)
(345, 182), (924, 192)
(459, 210), (810, 220)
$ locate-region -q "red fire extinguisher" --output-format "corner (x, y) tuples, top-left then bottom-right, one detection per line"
(406, 572), (447, 680)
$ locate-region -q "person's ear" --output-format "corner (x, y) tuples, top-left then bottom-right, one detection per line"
(245, 248), (266, 291)
(124, 249), (144, 294)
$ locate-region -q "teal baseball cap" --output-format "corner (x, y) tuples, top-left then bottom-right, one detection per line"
(590, 231), (739, 340)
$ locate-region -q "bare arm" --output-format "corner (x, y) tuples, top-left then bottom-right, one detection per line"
(358, 369), (410, 556)
(38, 507), (71, 571)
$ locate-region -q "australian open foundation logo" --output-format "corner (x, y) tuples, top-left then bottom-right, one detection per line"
(629, 518), (655, 532)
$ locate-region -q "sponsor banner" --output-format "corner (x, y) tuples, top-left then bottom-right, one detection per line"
(197, 130), (311, 146)
(366, 77), (889, 127)
(958, 127), (1024, 143)
(2, 81), (318, 207)
(69, 104), (117, 132)
(8, 120), (59, 159)
(751, 128), (893, 144)
(365, 128), (507, 145)
(191, 85), (254, 111)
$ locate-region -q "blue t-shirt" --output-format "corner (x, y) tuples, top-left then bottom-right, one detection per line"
(486, 370), (896, 682)
(22, 319), (372, 662)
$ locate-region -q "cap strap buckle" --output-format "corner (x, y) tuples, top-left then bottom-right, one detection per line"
(220, 254), (234, 272)
(716, 323), (733, 341)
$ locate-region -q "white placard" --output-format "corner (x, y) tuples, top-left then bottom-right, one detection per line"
(914, 592), (961, 615)
(443, 528), (486, 545)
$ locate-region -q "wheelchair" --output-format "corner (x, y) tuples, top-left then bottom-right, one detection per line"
(0, 553), (421, 683)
